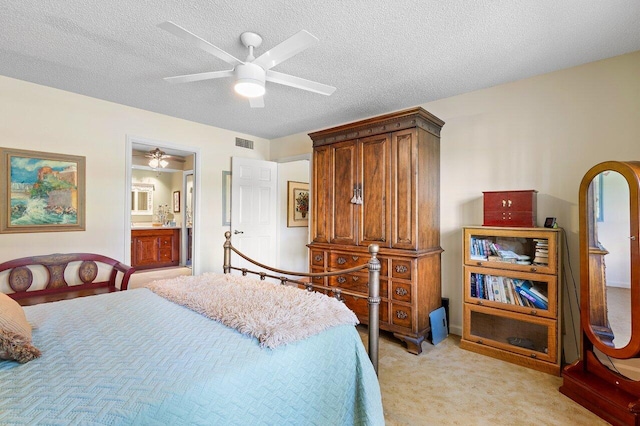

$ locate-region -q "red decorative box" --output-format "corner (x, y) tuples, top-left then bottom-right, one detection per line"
(483, 190), (537, 227)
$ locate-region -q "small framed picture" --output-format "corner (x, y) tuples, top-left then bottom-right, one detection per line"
(544, 217), (556, 228)
(173, 191), (180, 213)
(287, 181), (309, 227)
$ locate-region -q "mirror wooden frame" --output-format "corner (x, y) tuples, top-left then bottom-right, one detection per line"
(560, 160), (640, 425)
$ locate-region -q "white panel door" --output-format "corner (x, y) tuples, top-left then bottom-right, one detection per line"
(231, 157), (277, 270)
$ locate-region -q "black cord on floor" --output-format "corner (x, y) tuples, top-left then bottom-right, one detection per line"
(562, 231), (580, 357)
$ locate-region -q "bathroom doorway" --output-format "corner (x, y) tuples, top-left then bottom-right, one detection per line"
(125, 136), (200, 274)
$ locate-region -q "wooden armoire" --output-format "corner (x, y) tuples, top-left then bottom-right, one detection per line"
(308, 107), (444, 354)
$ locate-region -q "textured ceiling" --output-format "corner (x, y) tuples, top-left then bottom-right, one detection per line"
(2, 1), (640, 140)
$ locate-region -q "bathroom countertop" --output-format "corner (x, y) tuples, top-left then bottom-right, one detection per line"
(131, 225), (181, 230)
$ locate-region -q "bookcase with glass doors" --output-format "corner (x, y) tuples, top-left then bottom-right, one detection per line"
(460, 226), (563, 375)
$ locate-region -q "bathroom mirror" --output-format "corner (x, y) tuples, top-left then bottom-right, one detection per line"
(131, 183), (154, 214)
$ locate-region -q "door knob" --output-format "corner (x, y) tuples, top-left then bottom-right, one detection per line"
(234, 230), (244, 234)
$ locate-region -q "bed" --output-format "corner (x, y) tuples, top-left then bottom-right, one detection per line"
(0, 235), (384, 425)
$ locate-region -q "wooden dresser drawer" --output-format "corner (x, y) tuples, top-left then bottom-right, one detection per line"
(330, 252), (365, 268)
(342, 294), (388, 324)
(329, 273), (388, 296)
(391, 282), (412, 302)
(391, 303), (412, 329)
(329, 252), (388, 275)
(310, 267), (326, 288)
(391, 259), (412, 280)
(310, 250), (325, 267)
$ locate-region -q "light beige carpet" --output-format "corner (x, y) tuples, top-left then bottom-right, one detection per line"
(360, 328), (607, 425)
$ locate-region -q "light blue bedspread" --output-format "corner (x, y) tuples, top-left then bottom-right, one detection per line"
(0, 288), (384, 425)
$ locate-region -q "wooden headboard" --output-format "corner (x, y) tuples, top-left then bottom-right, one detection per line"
(0, 253), (135, 306)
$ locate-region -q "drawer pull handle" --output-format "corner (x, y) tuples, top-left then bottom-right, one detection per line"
(502, 199), (506, 207)
(530, 353), (537, 358)
(530, 267), (537, 272)
(352, 256), (359, 261)
(477, 339), (484, 345)
(396, 310), (408, 320)
(530, 309), (537, 316)
(337, 257), (347, 265)
(477, 300), (483, 305)
(337, 276), (346, 284)
(352, 276), (359, 282)
(476, 261), (483, 266)
(395, 287), (408, 296)
(507, 199), (512, 208)
(395, 265), (408, 274)
(314, 254), (323, 262)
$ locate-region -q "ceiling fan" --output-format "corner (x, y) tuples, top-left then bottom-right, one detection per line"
(158, 21), (336, 108)
(134, 148), (184, 169)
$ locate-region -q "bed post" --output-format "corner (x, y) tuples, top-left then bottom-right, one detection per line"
(367, 244), (380, 375)
(223, 231), (232, 274)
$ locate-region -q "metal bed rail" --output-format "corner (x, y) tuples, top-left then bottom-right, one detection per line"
(223, 231), (381, 374)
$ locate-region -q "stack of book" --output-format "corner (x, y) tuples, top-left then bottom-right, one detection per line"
(470, 273), (548, 309)
(533, 239), (549, 265)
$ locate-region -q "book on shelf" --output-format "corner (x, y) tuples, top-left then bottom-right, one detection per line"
(527, 285), (548, 303)
(513, 279), (548, 309)
(470, 273), (477, 298)
(490, 275), (503, 303)
(533, 239), (550, 265)
(471, 273), (547, 309)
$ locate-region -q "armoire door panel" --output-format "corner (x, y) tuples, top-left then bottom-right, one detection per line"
(331, 141), (357, 245)
(359, 134), (391, 247)
(392, 129), (418, 249)
(312, 145), (332, 243)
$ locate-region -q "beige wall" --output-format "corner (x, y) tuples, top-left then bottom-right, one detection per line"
(270, 132), (313, 160)
(0, 75), (269, 274)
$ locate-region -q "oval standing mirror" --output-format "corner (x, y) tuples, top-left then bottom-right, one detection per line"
(587, 171), (631, 350)
(561, 161), (640, 424)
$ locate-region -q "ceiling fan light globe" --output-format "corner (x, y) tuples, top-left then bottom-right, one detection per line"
(149, 158), (159, 168)
(235, 80), (265, 98)
(160, 159), (169, 168)
(234, 63), (266, 98)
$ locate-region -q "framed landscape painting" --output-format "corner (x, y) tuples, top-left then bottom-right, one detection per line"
(0, 147), (86, 233)
(287, 181), (309, 227)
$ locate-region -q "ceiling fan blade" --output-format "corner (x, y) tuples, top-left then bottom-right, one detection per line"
(266, 70), (336, 96)
(252, 30), (318, 70)
(164, 69), (234, 84)
(249, 96), (265, 108)
(158, 21), (244, 67)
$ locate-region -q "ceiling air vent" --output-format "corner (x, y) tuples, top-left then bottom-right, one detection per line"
(235, 137), (254, 150)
